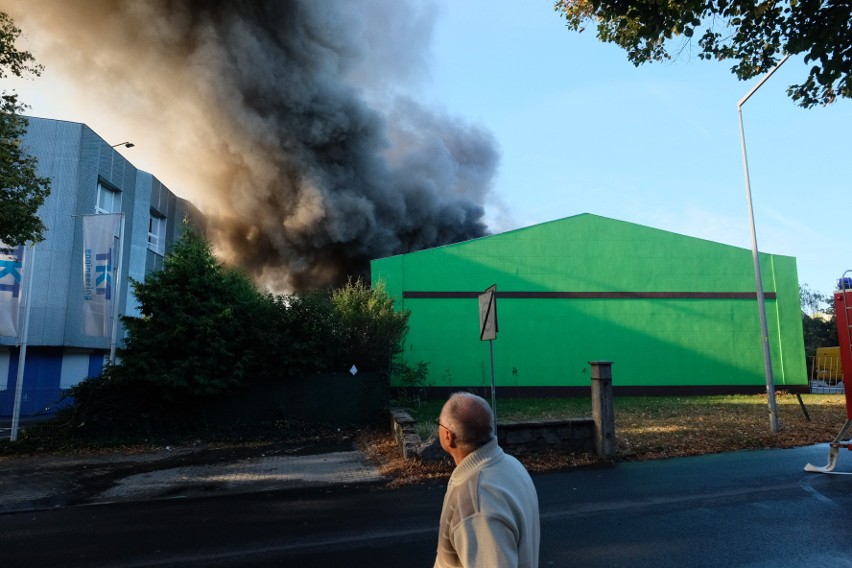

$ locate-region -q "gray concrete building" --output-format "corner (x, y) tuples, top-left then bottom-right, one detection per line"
(1, 117), (200, 417)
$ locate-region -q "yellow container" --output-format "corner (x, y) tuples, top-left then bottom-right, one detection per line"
(814, 346), (842, 382)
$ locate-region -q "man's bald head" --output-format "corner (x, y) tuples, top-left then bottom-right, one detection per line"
(440, 392), (495, 451)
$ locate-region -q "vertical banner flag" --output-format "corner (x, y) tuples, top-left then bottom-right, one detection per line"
(0, 244), (26, 337)
(82, 214), (120, 337)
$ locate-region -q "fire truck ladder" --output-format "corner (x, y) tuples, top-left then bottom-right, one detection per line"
(805, 271), (852, 474)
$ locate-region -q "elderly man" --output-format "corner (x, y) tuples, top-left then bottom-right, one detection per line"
(434, 392), (540, 568)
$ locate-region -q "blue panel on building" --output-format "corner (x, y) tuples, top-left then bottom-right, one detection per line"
(88, 351), (105, 380)
(1, 348), (65, 417)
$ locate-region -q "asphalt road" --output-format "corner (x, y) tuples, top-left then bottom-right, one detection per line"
(1, 444), (850, 567)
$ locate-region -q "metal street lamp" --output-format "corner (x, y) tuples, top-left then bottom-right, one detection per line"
(737, 54), (790, 433)
(110, 141), (135, 149)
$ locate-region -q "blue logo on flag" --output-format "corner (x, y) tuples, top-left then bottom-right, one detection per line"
(95, 249), (112, 300)
(0, 245), (24, 298)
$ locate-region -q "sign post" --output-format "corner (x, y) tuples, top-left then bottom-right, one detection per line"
(478, 284), (498, 430)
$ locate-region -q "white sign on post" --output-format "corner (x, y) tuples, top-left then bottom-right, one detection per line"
(478, 284), (499, 429)
(478, 284), (498, 341)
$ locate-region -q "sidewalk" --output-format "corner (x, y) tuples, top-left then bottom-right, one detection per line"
(0, 442), (385, 514)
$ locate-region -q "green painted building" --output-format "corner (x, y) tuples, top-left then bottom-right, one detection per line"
(370, 214), (806, 394)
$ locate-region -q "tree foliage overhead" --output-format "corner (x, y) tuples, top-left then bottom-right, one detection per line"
(0, 12), (42, 78)
(554, 1), (852, 107)
(0, 11), (50, 245)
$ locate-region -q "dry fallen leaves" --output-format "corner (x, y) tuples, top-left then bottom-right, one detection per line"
(357, 392), (849, 487)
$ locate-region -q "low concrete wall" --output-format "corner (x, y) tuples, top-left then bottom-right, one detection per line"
(389, 408), (422, 460)
(389, 363), (617, 459)
(389, 407), (596, 461)
(498, 419), (595, 455)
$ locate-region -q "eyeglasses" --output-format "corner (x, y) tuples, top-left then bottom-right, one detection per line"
(434, 419), (454, 435)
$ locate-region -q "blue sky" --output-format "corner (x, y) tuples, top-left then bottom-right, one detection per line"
(7, 0), (850, 297)
(423, 2), (851, 298)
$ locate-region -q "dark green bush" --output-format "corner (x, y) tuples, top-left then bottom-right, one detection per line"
(113, 224), (272, 398)
(62, 227), (411, 441)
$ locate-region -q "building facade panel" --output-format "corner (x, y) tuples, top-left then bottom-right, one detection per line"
(0, 117), (201, 417)
(371, 214), (807, 392)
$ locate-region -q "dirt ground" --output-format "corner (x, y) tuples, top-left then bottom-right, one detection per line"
(356, 392), (851, 487)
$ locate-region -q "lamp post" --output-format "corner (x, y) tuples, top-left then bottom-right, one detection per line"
(110, 141), (134, 149)
(737, 54), (789, 433)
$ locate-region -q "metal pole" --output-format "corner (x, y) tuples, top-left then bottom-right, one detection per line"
(489, 338), (497, 432)
(737, 54), (789, 433)
(109, 213), (126, 365)
(10, 244), (36, 442)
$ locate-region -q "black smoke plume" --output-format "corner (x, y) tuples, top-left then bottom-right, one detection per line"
(8, 0), (498, 289)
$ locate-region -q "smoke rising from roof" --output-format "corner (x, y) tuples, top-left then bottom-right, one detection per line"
(8, 0), (498, 290)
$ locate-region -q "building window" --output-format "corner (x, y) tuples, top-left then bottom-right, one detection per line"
(60, 352), (91, 390)
(96, 182), (121, 214)
(148, 214), (166, 255)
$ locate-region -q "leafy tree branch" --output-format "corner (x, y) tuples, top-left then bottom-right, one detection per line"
(0, 11), (50, 245)
(554, 1), (852, 107)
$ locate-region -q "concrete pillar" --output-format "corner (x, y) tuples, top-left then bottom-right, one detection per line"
(589, 361), (616, 457)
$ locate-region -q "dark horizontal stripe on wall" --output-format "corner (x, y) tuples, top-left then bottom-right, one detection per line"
(402, 291), (777, 300)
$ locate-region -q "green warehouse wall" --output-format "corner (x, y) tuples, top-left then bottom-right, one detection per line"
(370, 214), (806, 392)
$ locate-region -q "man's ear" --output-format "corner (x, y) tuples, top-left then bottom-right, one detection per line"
(444, 426), (456, 448)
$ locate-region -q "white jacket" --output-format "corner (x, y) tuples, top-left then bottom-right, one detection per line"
(435, 439), (540, 568)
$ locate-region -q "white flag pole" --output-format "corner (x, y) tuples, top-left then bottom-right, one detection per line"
(109, 213), (126, 365)
(10, 244), (36, 442)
